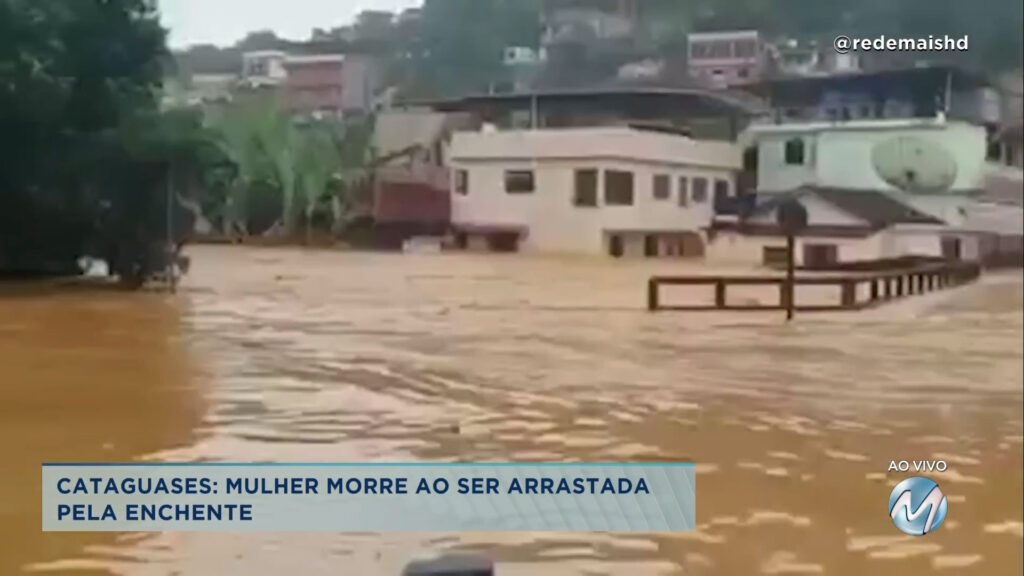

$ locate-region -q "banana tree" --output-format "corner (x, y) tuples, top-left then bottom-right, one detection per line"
(332, 114), (377, 226)
(295, 121), (342, 244)
(211, 93), (299, 236)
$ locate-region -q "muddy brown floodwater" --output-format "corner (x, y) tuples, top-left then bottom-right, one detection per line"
(1, 245), (1021, 576)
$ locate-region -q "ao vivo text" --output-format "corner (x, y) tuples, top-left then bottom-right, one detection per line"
(888, 460), (948, 473)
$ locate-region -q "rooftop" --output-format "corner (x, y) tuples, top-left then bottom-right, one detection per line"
(418, 85), (767, 118)
(747, 117), (963, 134)
(242, 50), (287, 58)
(688, 30), (760, 41)
(449, 125), (742, 170)
(284, 54), (346, 65)
(751, 187), (946, 228)
(748, 65), (995, 96)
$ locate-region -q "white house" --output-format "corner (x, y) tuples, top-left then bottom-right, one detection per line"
(751, 118), (984, 189)
(752, 117), (994, 225)
(448, 125), (742, 257)
(708, 117), (1021, 267)
(240, 50), (287, 88)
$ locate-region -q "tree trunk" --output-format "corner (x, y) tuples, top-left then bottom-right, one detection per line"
(305, 208), (314, 246)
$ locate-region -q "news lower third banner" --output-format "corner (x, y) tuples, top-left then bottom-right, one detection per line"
(43, 463), (696, 532)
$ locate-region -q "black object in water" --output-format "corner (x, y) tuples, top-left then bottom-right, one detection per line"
(402, 554), (494, 576)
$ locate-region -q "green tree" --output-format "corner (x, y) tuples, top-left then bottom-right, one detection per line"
(209, 93), (376, 240)
(0, 0), (174, 279)
(410, 0), (542, 98)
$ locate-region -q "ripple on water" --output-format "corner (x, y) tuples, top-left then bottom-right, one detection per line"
(761, 551), (824, 575)
(984, 521), (1024, 538)
(13, 247), (1019, 576)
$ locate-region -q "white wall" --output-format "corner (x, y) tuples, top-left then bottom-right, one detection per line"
(706, 233), (884, 266)
(452, 127), (742, 171)
(752, 120), (988, 194)
(755, 133), (817, 191)
(877, 228), (944, 259)
(341, 56), (381, 112)
(708, 226), (971, 267)
(451, 159), (730, 254)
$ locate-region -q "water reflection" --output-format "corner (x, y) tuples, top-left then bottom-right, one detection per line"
(4, 246), (1022, 575)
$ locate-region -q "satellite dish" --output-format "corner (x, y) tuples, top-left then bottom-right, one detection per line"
(871, 136), (957, 194)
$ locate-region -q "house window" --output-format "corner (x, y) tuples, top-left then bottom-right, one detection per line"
(734, 40), (757, 58)
(942, 237), (962, 260)
(713, 179), (730, 202)
(573, 169), (598, 207)
(763, 246), (788, 267)
(738, 67), (749, 79)
(710, 41), (731, 58)
(743, 147), (758, 171)
(653, 174), (671, 200)
(691, 177), (708, 203)
(690, 42), (711, 59)
(987, 141), (1003, 161)
(504, 170), (535, 194)
(604, 170), (634, 206)
(803, 244), (838, 269)
(455, 169), (469, 195)
(784, 138), (805, 165)
(608, 234), (624, 258)
(678, 177), (689, 206)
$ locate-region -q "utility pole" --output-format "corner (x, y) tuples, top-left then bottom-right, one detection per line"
(785, 233), (795, 321)
(777, 199), (808, 322)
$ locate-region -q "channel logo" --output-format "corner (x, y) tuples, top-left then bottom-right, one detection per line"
(888, 476), (948, 536)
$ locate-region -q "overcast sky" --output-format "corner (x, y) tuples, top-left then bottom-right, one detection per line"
(160, 0), (422, 48)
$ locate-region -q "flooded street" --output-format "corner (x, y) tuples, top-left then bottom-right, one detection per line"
(2, 245), (1022, 576)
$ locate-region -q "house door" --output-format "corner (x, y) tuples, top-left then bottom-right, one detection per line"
(803, 244), (838, 269)
(644, 235), (658, 257)
(942, 237), (962, 260)
(608, 235), (624, 258)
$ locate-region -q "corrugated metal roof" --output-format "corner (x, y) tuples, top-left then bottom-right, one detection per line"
(416, 85), (767, 116)
(372, 110), (474, 158)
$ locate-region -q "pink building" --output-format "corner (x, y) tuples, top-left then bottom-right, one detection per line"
(283, 55), (346, 116)
(687, 30), (765, 88)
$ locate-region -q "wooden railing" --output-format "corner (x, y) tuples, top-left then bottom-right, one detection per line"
(648, 261), (982, 312)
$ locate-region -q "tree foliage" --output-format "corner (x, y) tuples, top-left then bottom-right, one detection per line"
(206, 92), (375, 239)
(0, 0), (176, 278)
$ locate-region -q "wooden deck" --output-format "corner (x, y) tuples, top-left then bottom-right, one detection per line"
(647, 261), (982, 312)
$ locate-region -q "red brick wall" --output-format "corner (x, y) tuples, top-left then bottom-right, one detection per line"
(373, 182), (451, 225)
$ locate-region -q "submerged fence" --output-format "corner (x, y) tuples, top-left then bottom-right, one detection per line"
(648, 261), (982, 312)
